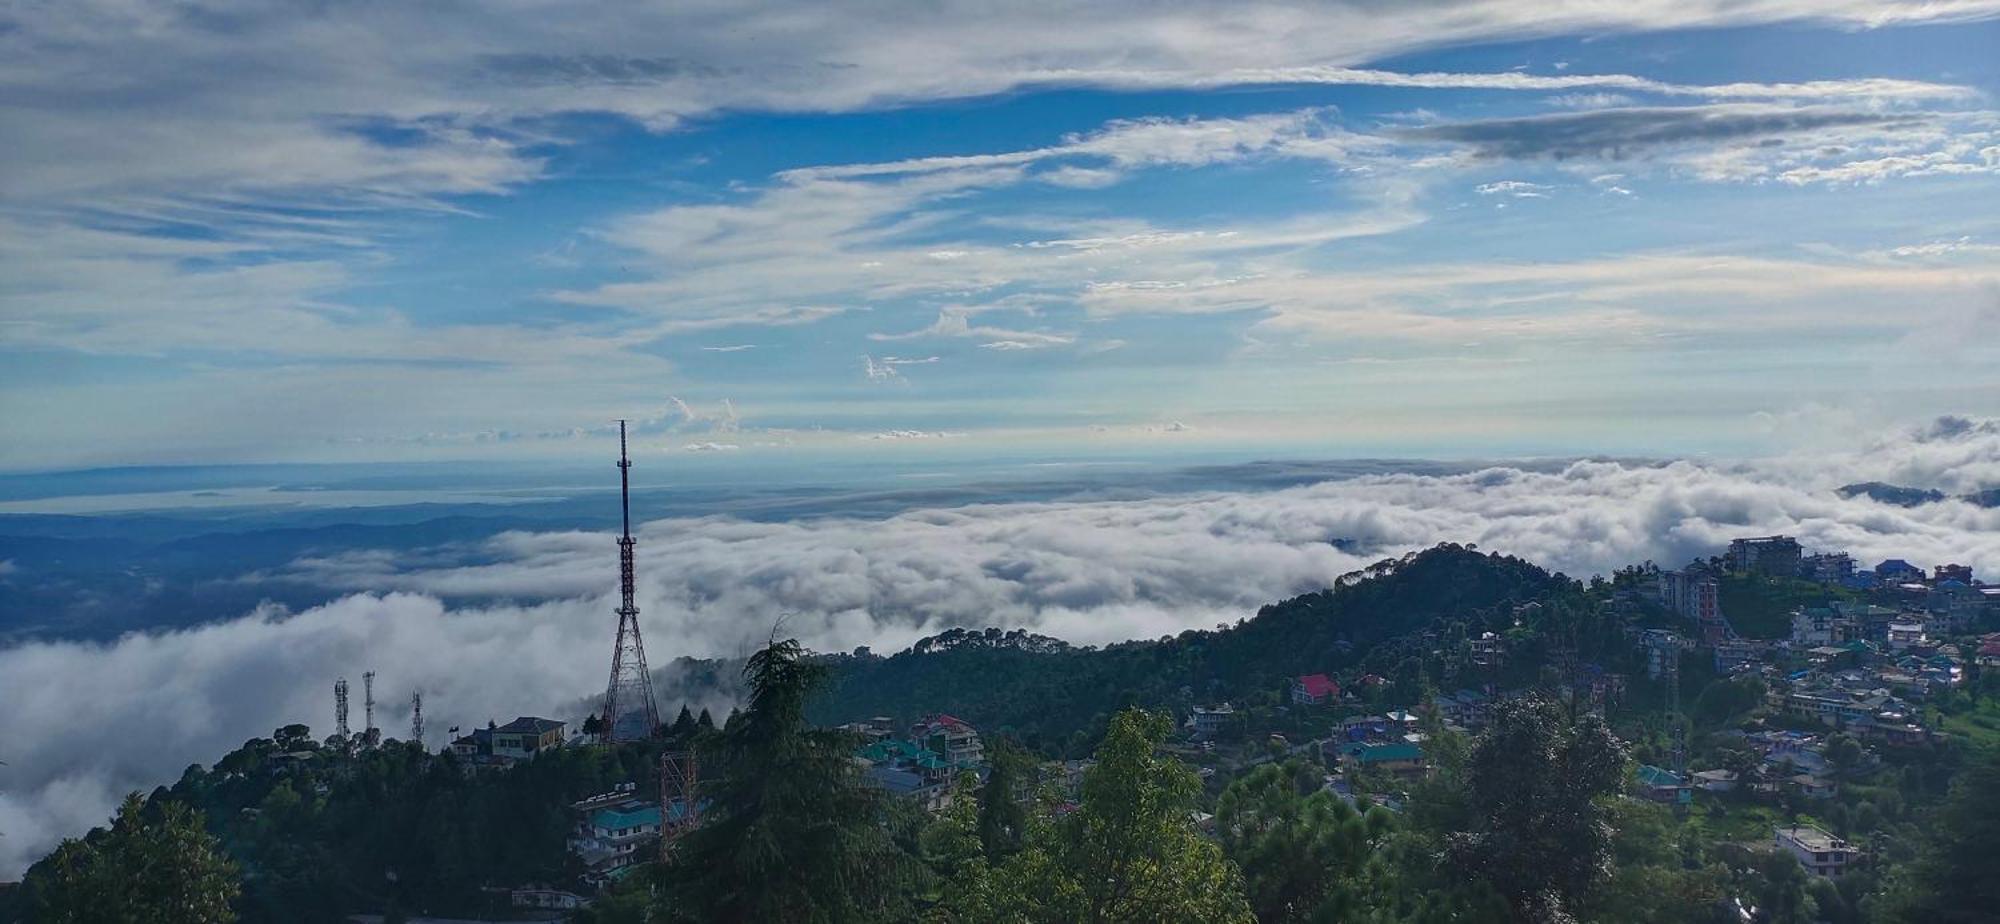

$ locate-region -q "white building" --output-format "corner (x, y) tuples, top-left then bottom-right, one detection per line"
(1775, 825), (1861, 878)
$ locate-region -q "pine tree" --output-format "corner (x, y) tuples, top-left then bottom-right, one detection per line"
(663, 637), (922, 922)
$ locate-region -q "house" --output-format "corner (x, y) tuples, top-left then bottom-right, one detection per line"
(1691, 769), (1738, 792)
(1340, 715), (1394, 742)
(1635, 765), (1691, 804)
(1775, 825), (1861, 878)
(1189, 703), (1236, 739)
(1433, 689), (1491, 728)
(1875, 559), (1924, 584)
(1886, 622), (1927, 651)
(1292, 673), (1339, 706)
(1789, 773), (1837, 800)
(1934, 563), (1973, 584)
(1332, 741), (1427, 779)
(492, 717), (566, 759)
(1977, 636), (2000, 669)
(450, 726), (492, 758)
(911, 714), (984, 768)
(512, 888), (587, 910)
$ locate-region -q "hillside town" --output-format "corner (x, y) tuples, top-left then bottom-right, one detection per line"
(396, 534), (1999, 916)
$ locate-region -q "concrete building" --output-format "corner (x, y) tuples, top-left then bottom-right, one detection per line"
(1730, 536), (1802, 577)
(1468, 632), (1505, 667)
(1775, 825), (1861, 878)
(1803, 553), (1855, 584)
(911, 714), (985, 769)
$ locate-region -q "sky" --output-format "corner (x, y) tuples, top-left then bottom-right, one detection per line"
(3, 2), (2000, 471)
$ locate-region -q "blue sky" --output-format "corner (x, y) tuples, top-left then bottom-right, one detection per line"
(3, 2), (1999, 471)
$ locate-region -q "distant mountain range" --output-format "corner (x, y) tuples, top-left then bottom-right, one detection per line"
(1837, 482), (2000, 508)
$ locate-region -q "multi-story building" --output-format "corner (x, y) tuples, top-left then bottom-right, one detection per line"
(1468, 632), (1506, 667)
(1190, 703), (1236, 739)
(1934, 563), (1973, 584)
(568, 783), (664, 884)
(1792, 606), (1858, 647)
(1775, 825), (1861, 878)
(1803, 553), (1855, 584)
(912, 714), (984, 768)
(1730, 536), (1802, 577)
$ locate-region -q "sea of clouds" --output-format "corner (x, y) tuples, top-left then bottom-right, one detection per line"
(3, 417), (1998, 875)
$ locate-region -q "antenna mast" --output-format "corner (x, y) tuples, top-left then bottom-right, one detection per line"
(411, 689), (425, 747)
(363, 671), (377, 738)
(334, 678), (350, 741)
(602, 420), (661, 741)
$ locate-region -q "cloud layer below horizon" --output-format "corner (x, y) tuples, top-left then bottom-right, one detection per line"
(5, 417), (1999, 874)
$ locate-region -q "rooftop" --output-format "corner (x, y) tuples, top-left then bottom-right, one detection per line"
(1777, 825), (1852, 852)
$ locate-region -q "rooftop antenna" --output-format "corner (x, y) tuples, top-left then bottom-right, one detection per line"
(411, 689), (425, 748)
(334, 678), (351, 741)
(603, 420), (661, 742)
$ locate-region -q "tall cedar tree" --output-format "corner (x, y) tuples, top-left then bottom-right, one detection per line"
(934, 708), (1256, 923)
(1876, 745), (2000, 923)
(663, 637), (920, 922)
(1449, 694), (1627, 924)
(975, 741), (1028, 862)
(27, 792), (241, 923)
(1216, 760), (1393, 922)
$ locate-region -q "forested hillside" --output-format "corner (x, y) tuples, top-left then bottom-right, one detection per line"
(811, 544), (1573, 753)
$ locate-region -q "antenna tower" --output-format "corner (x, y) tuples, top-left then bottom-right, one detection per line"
(411, 689), (425, 747)
(1663, 641), (1686, 775)
(334, 678), (351, 740)
(603, 420), (661, 741)
(363, 671), (377, 737)
(660, 750), (700, 860)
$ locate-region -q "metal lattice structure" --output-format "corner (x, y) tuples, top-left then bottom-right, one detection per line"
(659, 750), (700, 860)
(363, 670), (377, 737)
(1662, 639), (1687, 775)
(334, 678), (351, 740)
(410, 689), (425, 747)
(603, 420), (661, 742)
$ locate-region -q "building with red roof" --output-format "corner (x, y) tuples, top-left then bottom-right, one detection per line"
(1292, 673), (1339, 706)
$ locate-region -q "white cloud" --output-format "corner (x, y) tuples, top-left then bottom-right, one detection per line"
(5, 416), (2000, 873)
(1475, 180), (1552, 197)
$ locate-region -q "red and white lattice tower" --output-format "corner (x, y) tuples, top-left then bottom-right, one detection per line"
(602, 420), (661, 742)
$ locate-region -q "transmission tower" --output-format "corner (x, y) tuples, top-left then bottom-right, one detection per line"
(363, 671), (377, 738)
(603, 420), (661, 742)
(410, 689), (425, 747)
(659, 749), (700, 861)
(334, 678), (351, 740)
(1662, 639), (1686, 775)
